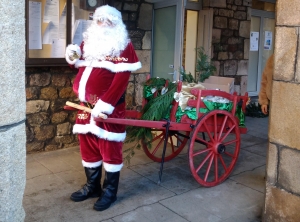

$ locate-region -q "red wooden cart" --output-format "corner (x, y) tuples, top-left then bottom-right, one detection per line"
(66, 81), (248, 188)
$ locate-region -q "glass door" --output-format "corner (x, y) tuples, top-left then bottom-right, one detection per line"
(152, 0), (184, 81)
(247, 10), (275, 96)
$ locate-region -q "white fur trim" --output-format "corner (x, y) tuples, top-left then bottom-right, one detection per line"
(82, 160), (102, 168)
(103, 162), (123, 172)
(73, 124), (126, 142)
(78, 66), (93, 102)
(76, 60), (142, 72)
(91, 99), (114, 117)
(65, 44), (81, 65)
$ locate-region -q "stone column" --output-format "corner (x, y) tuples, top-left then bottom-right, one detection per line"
(263, 0), (300, 221)
(0, 1), (26, 221)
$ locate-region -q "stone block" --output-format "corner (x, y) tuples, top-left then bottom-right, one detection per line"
(26, 87), (39, 99)
(229, 19), (239, 30)
(266, 143), (278, 185)
(219, 9), (234, 17)
(264, 185), (300, 221)
(138, 4), (152, 30)
(57, 122), (72, 136)
(212, 29), (222, 43)
(123, 3), (138, 11)
(237, 60), (248, 75)
(142, 31), (152, 50)
(52, 74), (68, 87)
(277, 0), (300, 26)
(27, 112), (50, 126)
(40, 87), (58, 100)
(26, 100), (50, 114)
(278, 147), (300, 194)
(240, 75), (248, 96)
(218, 52), (228, 60)
(51, 111), (68, 124)
(29, 73), (51, 86)
(34, 125), (55, 140)
(244, 39), (249, 59)
(134, 50), (151, 73)
(26, 141), (45, 153)
(239, 21), (250, 38)
(224, 60), (238, 75)
(234, 11), (246, 20)
(269, 81), (300, 149)
(214, 17), (228, 29)
(234, 0), (242, 5)
(210, 0), (227, 8)
(243, 0), (251, 7)
(274, 27), (297, 82)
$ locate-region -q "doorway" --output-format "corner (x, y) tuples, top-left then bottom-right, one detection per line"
(151, 0), (204, 81)
(247, 9), (275, 96)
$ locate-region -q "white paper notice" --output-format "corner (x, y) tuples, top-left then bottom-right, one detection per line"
(43, 0), (59, 23)
(72, 20), (92, 45)
(264, 31), (272, 50)
(59, 4), (67, 39)
(29, 1), (42, 49)
(51, 39), (66, 58)
(43, 21), (54, 44)
(250, 32), (259, 51)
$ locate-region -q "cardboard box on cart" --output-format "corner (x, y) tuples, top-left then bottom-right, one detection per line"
(201, 76), (235, 94)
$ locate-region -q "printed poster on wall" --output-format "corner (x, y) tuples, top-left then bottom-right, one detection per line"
(250, 32), (259, 51)
(264, 31), (273, 50)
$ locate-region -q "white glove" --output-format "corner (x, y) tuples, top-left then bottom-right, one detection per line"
(65, 44), (81, 64)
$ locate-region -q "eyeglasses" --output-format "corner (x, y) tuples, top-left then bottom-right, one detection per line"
(97, 17), (113, 26)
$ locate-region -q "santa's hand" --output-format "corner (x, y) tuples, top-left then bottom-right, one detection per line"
(97, 112), (108, 119)
(91, 108), (108, 119)
(65, 44), (81, 64)
(261, 104), (268, 115)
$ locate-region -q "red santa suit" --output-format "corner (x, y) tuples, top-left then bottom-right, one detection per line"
(66, 41), (141, 172)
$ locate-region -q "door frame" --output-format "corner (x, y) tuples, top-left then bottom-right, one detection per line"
(248, 9), (275, 96)
(151, 0), (185, 81)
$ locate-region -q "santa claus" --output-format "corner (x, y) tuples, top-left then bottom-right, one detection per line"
(65, 5), (141, 211)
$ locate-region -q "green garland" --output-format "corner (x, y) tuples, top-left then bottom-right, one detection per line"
(123, 78), (177, 164)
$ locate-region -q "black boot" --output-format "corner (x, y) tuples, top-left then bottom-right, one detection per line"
(93, 171), (120, 211)
(70, 166), (102, 202)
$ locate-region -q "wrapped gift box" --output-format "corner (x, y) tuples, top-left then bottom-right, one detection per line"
(201, 76), (234, 94)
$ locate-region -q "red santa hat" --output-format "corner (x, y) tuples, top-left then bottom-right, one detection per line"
(93, 5), (122, 24)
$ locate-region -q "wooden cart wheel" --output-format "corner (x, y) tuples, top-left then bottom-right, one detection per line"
(142, 130), (190, 162)
(188, 110), (240, 187)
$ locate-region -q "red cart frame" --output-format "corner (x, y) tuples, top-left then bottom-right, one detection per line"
(66, 81), (248, 187)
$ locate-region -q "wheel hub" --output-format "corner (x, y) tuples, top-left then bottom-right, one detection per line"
(217, 144), (226, 154)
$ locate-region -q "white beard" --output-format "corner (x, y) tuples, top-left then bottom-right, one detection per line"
(82, 22), (129, 61)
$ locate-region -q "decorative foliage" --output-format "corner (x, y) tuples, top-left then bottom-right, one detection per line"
(196, 47), (216, 83)
(123, 78), (178, 164)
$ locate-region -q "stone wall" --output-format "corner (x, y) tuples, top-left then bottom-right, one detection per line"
(263, 0), (300, 220)
(25, 0), (152, 154)
(203, 0), (251, 95)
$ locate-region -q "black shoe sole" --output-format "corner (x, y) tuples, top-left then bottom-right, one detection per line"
(93, 199), (116, 211)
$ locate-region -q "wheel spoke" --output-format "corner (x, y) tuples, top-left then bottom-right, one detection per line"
(193, 148), (212, 157)
(219, 155), (227, 171)
(173, 133), (185, 144)
(224, 151), (236, 158)
(220, 124), (235, 143)
(169, 134), (175, 153)
(196, 151), (213, 173)
(214, 113), (217, 140)
(151, 136), (164, 155)
(223, 139), (238, 146)
(195, 135), (210, 146)
(203, 121), (214, 142)
(204, 154), (214, 182)
(152, 131), (164, 143)
(218, 115), (228, 141)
